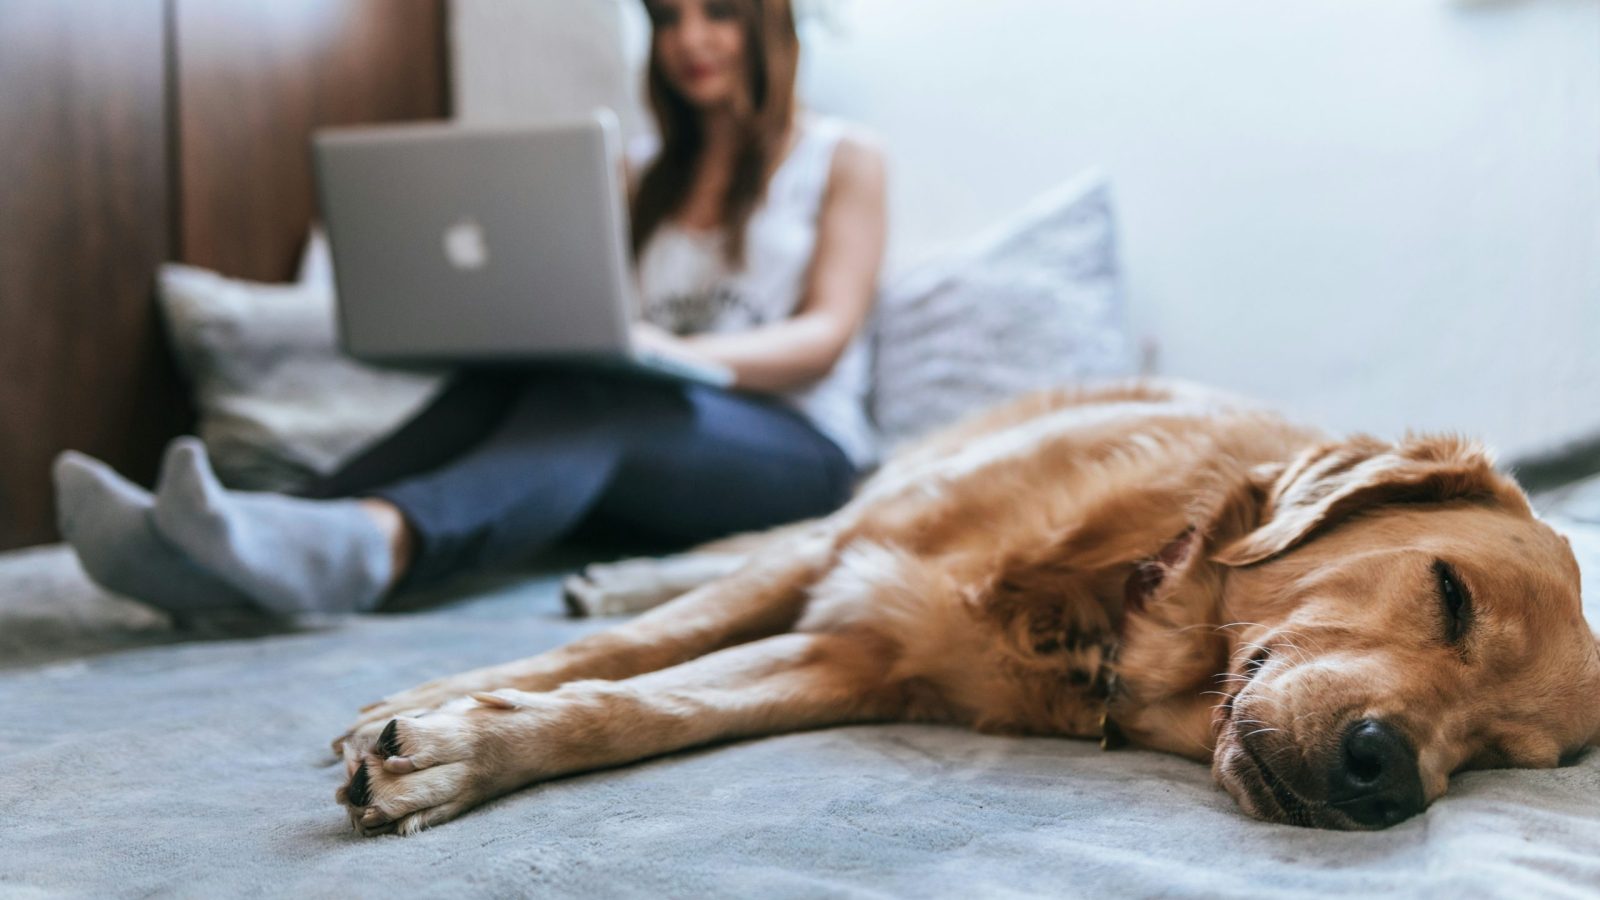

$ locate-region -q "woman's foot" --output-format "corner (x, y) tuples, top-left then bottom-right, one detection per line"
(151, 438), (395, 615)
(53, 451), (259, 616)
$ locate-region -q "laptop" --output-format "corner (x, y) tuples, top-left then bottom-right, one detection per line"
(311, 111), (734, 386)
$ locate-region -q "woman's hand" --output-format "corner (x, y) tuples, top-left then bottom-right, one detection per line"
(631, 322), (710, 366)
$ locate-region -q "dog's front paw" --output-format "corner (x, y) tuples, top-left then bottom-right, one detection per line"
(335, 692), (537, 836)
(333, 678), (493, 755)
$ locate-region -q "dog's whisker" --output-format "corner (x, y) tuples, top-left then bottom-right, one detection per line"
(1268, 629), (1331, 657)
(1265, 744), (1301, 769)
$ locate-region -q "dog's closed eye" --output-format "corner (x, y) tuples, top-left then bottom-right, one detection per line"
(1434, 560), (1472, 645)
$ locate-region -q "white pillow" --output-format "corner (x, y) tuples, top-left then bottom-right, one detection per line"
(869, 169), (1137, 450)
(158, 236), (444, 492)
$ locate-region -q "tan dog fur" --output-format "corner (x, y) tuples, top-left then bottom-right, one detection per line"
(334, 380), (1600, 834)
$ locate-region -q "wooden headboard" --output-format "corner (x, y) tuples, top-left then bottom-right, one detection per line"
(0, 0), (449, 551)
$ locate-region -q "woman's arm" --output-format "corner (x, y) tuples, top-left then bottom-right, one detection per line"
(678, 134), (888, 393)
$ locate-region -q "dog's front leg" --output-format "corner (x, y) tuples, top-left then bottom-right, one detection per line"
(338, 631), (902, 836)
(336, 528), (840, 751)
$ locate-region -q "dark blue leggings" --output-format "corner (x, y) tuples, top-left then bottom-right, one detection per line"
(311, 370), (857, 590)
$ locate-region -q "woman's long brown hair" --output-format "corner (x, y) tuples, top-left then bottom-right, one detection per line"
(631, 0), (800, 269)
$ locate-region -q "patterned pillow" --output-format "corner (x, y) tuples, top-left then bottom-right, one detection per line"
(870, 170), (1137, 451)
(157, 238), (444, 492)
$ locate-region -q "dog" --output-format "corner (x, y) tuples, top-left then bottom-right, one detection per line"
(333, 379), (1600, 834)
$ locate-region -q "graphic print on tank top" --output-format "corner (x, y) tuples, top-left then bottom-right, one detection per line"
(647, 284), (765, 336)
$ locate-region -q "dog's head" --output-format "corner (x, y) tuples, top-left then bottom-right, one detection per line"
(1209, 435), (1600, 829)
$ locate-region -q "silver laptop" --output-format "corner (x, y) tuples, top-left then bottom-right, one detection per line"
(311, 112), (733, 386)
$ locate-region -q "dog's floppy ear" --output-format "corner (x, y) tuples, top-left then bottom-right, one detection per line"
(1214, 434), (1528, 567)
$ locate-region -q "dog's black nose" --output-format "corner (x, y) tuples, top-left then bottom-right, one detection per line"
(1328, 718), (1426, 828)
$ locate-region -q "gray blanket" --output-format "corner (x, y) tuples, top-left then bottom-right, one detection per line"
(4, 511), (1600, 898)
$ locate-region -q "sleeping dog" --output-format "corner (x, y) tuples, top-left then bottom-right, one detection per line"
(334, 380), (1600, 833)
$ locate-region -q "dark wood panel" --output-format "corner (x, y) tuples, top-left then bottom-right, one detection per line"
(0, 0), (185, 550)
(0, 0), (449, 551)
(174, 0), (450, 282)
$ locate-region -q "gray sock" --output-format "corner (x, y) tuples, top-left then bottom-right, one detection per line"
(151, 438), (394, 615)
(53, 451), (261, 616)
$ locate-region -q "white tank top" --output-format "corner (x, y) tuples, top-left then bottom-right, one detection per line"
(632, 116), (877, 467)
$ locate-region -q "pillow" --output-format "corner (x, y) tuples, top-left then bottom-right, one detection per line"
(158, 235), (445, 492)
(869, 169), (1137, 451)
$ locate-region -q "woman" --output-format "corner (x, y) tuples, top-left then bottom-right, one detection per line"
(53, 0), (887, 617)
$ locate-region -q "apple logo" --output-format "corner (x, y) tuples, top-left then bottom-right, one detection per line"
(442, 217), (490, 271)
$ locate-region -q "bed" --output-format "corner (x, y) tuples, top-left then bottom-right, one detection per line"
(11, 3), (1600, 893)
(3, 486), (1599, 898)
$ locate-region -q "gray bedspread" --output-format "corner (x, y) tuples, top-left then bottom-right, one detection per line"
(4, 510), (1600, 898)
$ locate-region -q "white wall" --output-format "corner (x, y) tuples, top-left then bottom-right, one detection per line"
(454, 0), (1600, 459)
(452, 0), (645, 136)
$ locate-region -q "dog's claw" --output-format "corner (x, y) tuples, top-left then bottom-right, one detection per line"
(377, 719), (403, 758)
(360, 820), (397, 838)
(346, 763), (373, 807)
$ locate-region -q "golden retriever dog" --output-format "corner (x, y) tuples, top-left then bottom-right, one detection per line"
(333, 380), (1600, 834)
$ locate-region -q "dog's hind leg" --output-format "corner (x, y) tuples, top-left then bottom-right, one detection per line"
(336, 525), (839, 752)
(561, 519), (821, 617)
(562, 552), (748, 618)
(340, 630), (903, 836)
